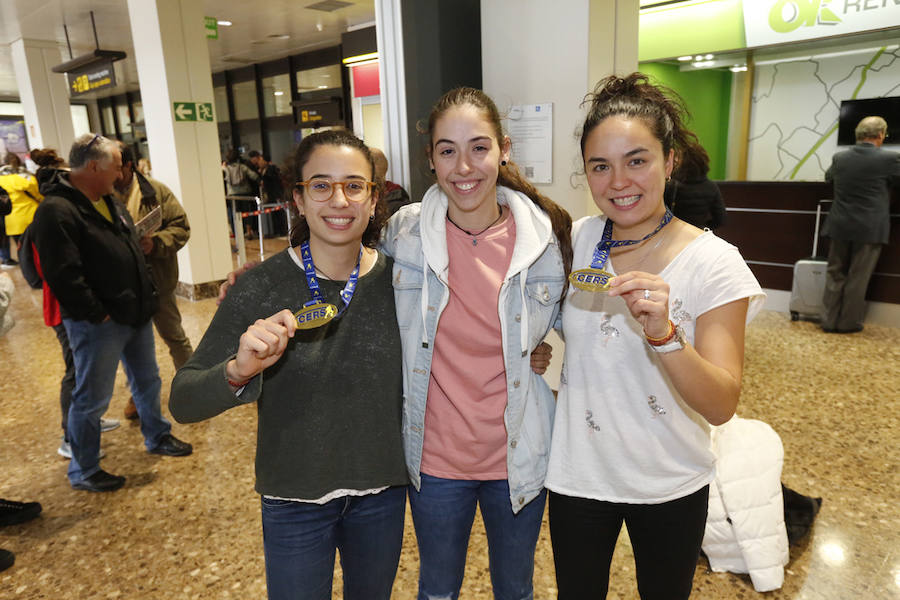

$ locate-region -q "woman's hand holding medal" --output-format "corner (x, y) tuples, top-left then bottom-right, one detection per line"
(226, 309), (298, 386)
(608, 271), (670, 340)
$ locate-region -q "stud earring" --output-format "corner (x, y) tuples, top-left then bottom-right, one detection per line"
(369, 214), (375, 221)
(430, 167), (435, 174)
(501, 160), (507, 166)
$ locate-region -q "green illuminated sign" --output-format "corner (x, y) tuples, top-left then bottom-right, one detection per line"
(174, 102), (196, 121)
(205, 16), (218, 40)
(768, 0), (840, 33)
(174, 102), (214, 122)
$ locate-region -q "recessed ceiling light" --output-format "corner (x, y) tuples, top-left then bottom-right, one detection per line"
(317, 85), (328, 89)
(704, 53), (714, 60)
(268, 34), (290, 40)
(316, 23), (324, 32)
(677, 55), (693, 61)
(274, 91), (284, 96)
(729, 65), (747, 72)
(217, 20), (233, 26)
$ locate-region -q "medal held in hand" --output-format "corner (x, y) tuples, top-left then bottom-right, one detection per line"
(294, 240), (361, 329)
(571, 210), (674, 293)
(569, 268), (614, 292)
(294, 302), (337, 329)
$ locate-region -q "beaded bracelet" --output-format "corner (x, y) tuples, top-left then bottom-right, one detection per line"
(645, 320), (676, 346)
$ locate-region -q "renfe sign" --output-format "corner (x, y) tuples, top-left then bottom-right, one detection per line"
(744, 0), (900, 47)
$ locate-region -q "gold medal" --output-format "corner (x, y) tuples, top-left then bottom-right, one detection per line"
(293, 303), (338, 329)
(569, 268), (614, 292)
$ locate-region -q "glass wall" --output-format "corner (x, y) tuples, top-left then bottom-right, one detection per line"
(232, 80), (259, 121)
(116, 103), (133, 144)
(96, 93), (147, 162)
(100, 105), (115, 135)
(214, 85), (230, 122)
(209, 46), (349, 177)
(71, 105), (91, 138)
(261, 73), (292, 117)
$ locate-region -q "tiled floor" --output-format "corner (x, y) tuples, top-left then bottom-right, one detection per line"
(1, 241), (898, 599)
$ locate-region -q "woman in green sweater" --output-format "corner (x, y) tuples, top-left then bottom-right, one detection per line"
(170, 130), (408, 600)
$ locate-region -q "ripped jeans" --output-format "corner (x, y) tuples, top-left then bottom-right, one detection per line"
(409, 474), (546, 600)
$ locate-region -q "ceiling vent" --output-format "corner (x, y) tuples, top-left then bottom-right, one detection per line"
(306, 1), (353, 12)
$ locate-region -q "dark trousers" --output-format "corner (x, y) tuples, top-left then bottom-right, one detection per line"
(0, 218), (9, 262)
(52, 323), (76, 441)
(822, 239), (881, 331)
(549, 486), (709, 600)
(152, 290), (193, 370)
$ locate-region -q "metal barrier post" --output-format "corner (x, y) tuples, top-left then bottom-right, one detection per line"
(255, 195), (264, 263)
(228, 196), (247, 267)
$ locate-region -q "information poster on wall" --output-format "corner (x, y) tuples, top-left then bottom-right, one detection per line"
(505, 103), (552, 184)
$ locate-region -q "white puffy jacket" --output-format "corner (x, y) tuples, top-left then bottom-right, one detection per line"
(702, 416), (790, 592)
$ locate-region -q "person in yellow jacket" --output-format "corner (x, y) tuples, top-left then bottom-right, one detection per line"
(112, 143), (194, 420)
(0, 153), (42, 251)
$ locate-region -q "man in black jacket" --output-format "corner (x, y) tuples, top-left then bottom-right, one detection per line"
(31, 134), (192, 493)
(822, 116), (900, 333)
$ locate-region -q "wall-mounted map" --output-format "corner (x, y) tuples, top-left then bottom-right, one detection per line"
(747, 45), (900, 181)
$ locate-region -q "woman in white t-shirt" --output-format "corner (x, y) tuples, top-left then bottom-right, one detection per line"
(545, 73), (764, 599)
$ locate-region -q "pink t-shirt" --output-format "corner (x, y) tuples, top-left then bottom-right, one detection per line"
(420, 211), (516, 480)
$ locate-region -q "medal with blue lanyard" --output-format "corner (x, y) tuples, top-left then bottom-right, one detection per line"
(569, 210), (674, 292)
(293, 240), (362, 329)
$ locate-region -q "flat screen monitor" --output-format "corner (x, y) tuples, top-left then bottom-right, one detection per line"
(837, 96), (900, 145)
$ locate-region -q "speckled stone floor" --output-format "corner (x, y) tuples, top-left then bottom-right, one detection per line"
(1, 248), (898, 599)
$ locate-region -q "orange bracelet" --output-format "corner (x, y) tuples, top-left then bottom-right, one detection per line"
(645, 320), (676, 346)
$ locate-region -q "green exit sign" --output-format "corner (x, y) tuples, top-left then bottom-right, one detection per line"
(205, 16), (218, 40)
(174, 102), (214, 122)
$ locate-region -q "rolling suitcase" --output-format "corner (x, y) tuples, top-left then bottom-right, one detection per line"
(789, 200), (829, 322)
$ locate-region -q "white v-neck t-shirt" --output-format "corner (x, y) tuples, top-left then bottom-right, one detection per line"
(546, 216), (765, 504)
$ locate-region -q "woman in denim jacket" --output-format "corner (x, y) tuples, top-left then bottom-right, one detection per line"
(380, 87), (572, 600)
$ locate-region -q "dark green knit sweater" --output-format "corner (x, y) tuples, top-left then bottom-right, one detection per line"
(170, 249), (407, 499)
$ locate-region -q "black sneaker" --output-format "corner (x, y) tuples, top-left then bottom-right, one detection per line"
(0, 548), (13, 572)
(148, 434), (193, 457)
(71, 469), (126, 492)
(0, 499), (42, 526)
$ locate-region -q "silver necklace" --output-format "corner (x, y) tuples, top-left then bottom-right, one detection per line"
(447, 204), (504, 246)
(612, 225), (669, 273)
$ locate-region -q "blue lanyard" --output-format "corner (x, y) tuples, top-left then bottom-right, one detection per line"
(298, 240), (362, 320)
(590, 209), (674, 270)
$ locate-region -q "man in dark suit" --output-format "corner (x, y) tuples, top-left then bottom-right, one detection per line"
(822, 116), (900, 333)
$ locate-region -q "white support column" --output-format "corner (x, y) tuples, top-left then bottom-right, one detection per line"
(375, 0), (410, 189)
(481, 0), (639, 390)
(126, 0), (231, 293)
(481, 0), (638, 221)
(9, 38), (75, 154)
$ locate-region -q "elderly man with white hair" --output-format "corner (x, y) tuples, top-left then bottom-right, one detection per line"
(30, 133), (192, 493)
(822, 116), (900, 333)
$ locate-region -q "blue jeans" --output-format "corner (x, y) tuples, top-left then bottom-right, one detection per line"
(261, 486), (407, 600)
(63, 318), (171, 483)
(408, 474), (546, 600)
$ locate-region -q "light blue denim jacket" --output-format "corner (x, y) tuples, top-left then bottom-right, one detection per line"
(381, 184), (565, 513)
